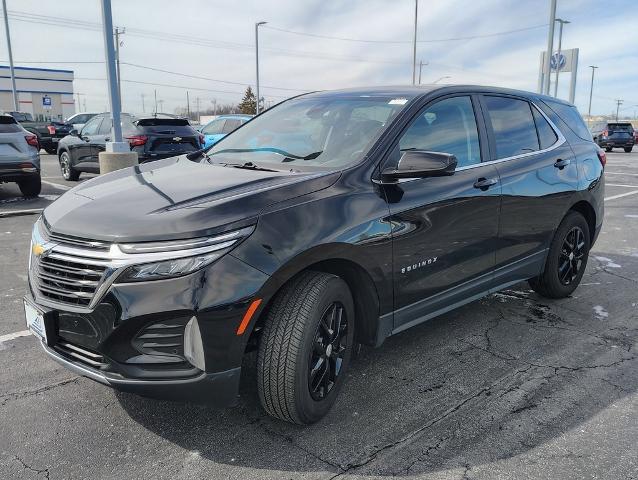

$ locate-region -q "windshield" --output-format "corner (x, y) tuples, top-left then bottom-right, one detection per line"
(206, 95), (408, 168)
(10, 112), (33, 122)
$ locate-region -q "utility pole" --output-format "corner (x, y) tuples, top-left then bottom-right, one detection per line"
(75, 93), (82, 112)
(158, 99), (164, 112)
(141, 93), (145, 113)
(418, 60), (428, 84)
(553, 18), (570, 97)
(412, 0), (418, 85)
(114, 26), (125, 110)
(255, 21), (267, 115)
(186, 91), (190, 119)
(2, 0), (18, 111)
(154, 89), (157, 114)
(615, 99), (623, 122)
(195, 97), (200, 123)
(543, 0), (557, 95)
(587, 65), (598, 126)
(83, 97), (87, 112)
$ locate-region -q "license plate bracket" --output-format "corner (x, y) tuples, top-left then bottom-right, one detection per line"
(23, 297), (55, 345)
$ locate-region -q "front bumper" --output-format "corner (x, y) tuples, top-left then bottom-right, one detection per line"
(40, 339), (241, 405)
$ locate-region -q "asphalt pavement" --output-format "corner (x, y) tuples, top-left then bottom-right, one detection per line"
(0, 152), (637, 479)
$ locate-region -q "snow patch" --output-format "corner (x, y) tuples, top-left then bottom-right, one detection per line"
(593, 305), (608, 320)
(594, 256), (621, 268)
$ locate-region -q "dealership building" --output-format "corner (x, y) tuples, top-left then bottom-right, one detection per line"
(0, 65), (75, 121)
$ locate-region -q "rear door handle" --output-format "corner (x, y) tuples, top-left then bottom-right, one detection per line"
(554, 158), (571, 169)
(473, 177), (498, 190)
(104, 137), (110, 142)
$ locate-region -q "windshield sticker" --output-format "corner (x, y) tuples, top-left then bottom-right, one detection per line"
(389, 98), (408, 105)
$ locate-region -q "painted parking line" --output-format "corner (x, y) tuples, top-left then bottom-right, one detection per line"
(605, 172), (638, 177)
(0, 208), (43, 218)
(0, 330), (31, 344)
(606, 183), (638, 188)
(605, 190), (638, 201)
(41, 180), (71, 191)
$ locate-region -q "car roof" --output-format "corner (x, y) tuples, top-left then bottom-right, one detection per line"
(301, 85), (576, 107)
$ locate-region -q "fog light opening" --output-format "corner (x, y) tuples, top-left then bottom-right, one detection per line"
(184, 316), (205, 371)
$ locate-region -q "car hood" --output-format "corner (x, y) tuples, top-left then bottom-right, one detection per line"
(44, 156), (340, 242)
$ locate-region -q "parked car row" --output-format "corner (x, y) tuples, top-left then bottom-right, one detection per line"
(1, 111), (72, 154)
(0, 114), (41, 197)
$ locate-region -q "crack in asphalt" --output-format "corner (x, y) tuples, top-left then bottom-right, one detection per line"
(12, 455), (50, 479)
(327, 366), (532, 479)
(0, 377), (80, 407)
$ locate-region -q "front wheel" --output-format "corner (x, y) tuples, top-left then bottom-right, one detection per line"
(18, 175), (41, 198)
(605, 146), (613, 152)
(59, 151), (80, 181)
(257, 271), (355, 424)
(529, 211), (590, 299)
(624, 146), (633, 153)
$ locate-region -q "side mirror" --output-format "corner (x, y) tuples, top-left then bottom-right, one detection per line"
(381, 150), (457, 182)
(70, 129), (79, 136)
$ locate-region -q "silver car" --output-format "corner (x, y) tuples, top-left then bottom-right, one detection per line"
(0, 114), (41, 197)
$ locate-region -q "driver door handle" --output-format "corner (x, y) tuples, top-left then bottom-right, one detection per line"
(473, 177), (498, 190)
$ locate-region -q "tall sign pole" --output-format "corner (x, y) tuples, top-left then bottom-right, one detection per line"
(412, 0), (418, 85)
(587, 65), (598, 126)
(100, 0), (124, 147)
(1, 0), (18, 111)
(553, 19), (570, 97)
(255, 21), (267, 115)
(543, 0), (557, 95)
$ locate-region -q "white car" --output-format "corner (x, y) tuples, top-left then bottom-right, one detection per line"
(64, 112), (100, 132)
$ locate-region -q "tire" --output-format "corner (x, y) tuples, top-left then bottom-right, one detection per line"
(529, 211), (590, 299)
(257, 271), (355, 424)
(624, 147), (633, 153)
(59, 151), (80, 181)
(605, 146), (612, 152)
(44, 146), (57, 155)
(18, 175), (41, 198)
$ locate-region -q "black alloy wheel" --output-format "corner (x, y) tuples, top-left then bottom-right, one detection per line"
(557, 226), (586, 286)
(308, 302), (348, 401)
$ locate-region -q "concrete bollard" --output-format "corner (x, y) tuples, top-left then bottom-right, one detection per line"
(99, 151), (139, 174)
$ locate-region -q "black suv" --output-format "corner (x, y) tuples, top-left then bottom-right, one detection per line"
(56, 113), (202, 180)
(25, 86), (604, 424)
(591, 121), (634, 152)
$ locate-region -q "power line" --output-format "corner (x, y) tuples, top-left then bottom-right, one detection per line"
(262, 23), (548, 44)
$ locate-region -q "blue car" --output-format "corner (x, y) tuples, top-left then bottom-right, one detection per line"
(200, 114), (252, 148)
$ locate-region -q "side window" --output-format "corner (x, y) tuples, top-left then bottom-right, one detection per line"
(222, 119), (242, 134)
(542, 100), (591, 141)
(532, 107), (558, 150)
(202, 119), (225, 135)
(398, 96), (481, 168)
(97, 117), (112, 135)
(484, 96), (539, 159)
(81, 116), (103, 136)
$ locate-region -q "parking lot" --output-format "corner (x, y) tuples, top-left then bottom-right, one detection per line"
(1, 151), (637, 479)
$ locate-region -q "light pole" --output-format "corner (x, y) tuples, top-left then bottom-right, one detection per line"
(255, 21), (267, 115)
(1, 0), (18, 111)
(412, 0), (418, 85)
(114, 26), (125, 110)
(418, 60), (429, 84)
(587, 65), (598, 126)
(432, 75), (451, 84)
(543, 0), (557, 95)
(99, 0), (123, 145)
(553, 18), (570, 97)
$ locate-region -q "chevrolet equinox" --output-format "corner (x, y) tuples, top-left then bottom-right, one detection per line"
(25, 86), (604, 424)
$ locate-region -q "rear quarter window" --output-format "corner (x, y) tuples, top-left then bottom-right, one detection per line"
(542, 100), (591, 141)
(0, 116), (22, 133)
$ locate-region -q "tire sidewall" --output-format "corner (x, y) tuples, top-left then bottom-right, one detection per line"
(544, 212), (591, 297)
(293, 276), (355, 424)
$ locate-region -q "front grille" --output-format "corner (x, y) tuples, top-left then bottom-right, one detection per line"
(54, 341), (108, 369)
(35, 254), (107, 307)
(48, 231), (110, 252)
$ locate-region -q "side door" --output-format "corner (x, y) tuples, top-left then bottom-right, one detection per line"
(73, 115), (103, 168)
(479, 94), (578, 282)
(90, 115), (113, 169)
(384, 95), (501, 332)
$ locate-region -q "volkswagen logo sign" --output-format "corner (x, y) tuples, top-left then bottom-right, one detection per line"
(550, 53), (567, 72)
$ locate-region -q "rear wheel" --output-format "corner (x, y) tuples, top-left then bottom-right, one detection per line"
(257, 271), (355, 424)
(605, 146), (613, 152)
(18, 175), (41, 198)
(59, 151), (80, 181)
(529, 211), (590, 299)
(44, 146), (57, 155)
(624, 146), (633, 153)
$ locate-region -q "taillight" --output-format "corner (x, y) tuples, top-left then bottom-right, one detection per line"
(199, 134), (205, 146)
(597, 149), (607, 168)
(25, 134), (39, 149)
(125, 135), (148, 147)
(602, 129), (608, 137)
(47, 125), (56, 135)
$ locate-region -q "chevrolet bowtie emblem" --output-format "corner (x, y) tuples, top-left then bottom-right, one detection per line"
(173, 137), (182, 142)
(32, 243), (45, 256)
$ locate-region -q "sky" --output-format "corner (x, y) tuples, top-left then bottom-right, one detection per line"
(1, 0), (637, 118)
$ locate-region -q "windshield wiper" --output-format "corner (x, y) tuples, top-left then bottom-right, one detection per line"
(224, 162), (280, 172)
(186, 148), (211, 161)
(209, 147), (322, 162)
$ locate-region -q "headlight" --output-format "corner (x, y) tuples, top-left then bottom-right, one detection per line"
(115, 226), (254, 282)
